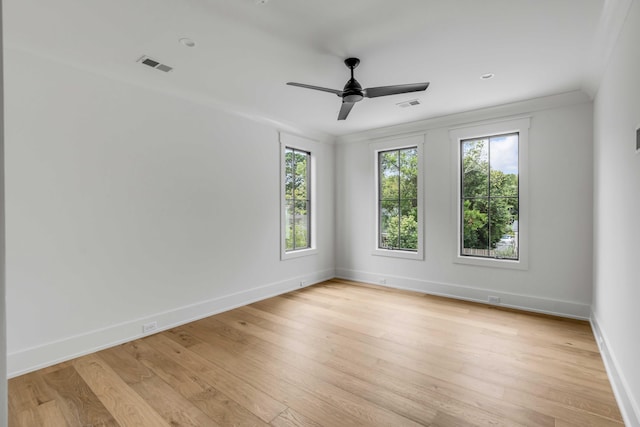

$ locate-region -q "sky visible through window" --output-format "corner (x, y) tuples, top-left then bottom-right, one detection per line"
(490, 134), (518, 174)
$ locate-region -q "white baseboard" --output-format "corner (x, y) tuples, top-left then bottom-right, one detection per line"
(7, 269), (335, 378)
(335, 268), (591, 320)
(591, 312), (640, 427)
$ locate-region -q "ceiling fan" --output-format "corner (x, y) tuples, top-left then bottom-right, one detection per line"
(287, 57), (430, 120)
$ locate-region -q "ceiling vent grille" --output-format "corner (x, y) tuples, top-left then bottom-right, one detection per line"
(137, 56), (173, 73)
(396, 99), (421, 108)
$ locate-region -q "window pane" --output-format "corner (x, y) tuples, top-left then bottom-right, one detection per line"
(284, 200), (294, 251)
(379, 200), (399, 249)
(462, 198), (489, 255)
(491, 198), (518, 259)
(462, 138), (489, 198)
(293, 200), (309, 249)
(487, 197), (516, 248)
(489, 134), (518, 197)
(379, 151), (399, 201)
(294, 151), (308, 200)
(284, 149), (294, 200)
(400, 148), (418, 200)
(399, 199), (418, 250)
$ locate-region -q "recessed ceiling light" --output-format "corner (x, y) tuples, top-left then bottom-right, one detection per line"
(481, 73), (495, 80)
(179, 38), (196, 48)
(255, 0), (269, 4)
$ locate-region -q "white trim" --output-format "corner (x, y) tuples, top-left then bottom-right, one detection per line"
(371, 134), (425, 260)
(279, 132), (318, 260)
(590, 312), (640, 427)
(449, 117), (530, 270)
(7, 269), (335, 378)
(335, 268), (591, 320)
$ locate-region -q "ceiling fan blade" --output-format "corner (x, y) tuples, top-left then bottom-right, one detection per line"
(287, 82), (343, 96)
(338, 101), (355, 120)
(364, 82), (430, 98)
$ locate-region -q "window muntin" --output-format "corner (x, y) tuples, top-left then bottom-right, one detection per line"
(378, 147), (418, 251)
(284, 147), (311, 251)
(460, 133), (519, 260)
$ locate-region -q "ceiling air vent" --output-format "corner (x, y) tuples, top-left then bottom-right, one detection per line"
(137, 55), (173, 73)
(396, 99), (421, 108)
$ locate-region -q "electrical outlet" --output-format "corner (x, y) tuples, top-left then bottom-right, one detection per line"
(142, 321), (158, 334)
(299, 280), (307, 287)
(379, 278), (387, 285)
(488, 296), (501, 304)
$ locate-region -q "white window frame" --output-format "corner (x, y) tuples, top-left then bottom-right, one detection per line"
(280, 132), (318, 260)
(372, 134), (425, 260)
(450, 117), (529, 270)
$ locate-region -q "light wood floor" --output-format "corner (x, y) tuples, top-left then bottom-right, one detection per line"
(9, 279), (624, 426)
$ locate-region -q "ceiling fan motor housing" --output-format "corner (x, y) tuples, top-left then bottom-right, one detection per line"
(343, 78), (364, 103)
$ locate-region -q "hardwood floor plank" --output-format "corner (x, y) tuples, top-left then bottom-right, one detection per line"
(131, 375), (219, 427)
(145, 332), (287, 423)
(99, 343), (155, 385)
(503, 387), (624, 427)
(73, 353), (171, 426)
(428, 410), (481, 427)
(269, 407), (322, 427)
(100, 342), (218, 426)
(119, 338), (269, 426)
(169, 327), (373, 426)
(35, 400), (70, 427)
(14, 408), (43, 427)
(8, 371), (55, 414)
(42, 365), (119, 426)
(8, 280), (623, 427)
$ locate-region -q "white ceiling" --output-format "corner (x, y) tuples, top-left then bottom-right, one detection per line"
(5, 0), (609, 137)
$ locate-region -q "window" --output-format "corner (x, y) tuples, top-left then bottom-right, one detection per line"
(379, 147), (418, 251)
(280, 132), (317, 260)
(450, 117), (529, 269)
(284, 147), (311, 251)
(373, 135), (424, 260)
(461, 133), (519, 260)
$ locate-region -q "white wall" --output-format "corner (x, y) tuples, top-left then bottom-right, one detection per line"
(592, 0), (640, 424)
(4, 48), (335, 376)
(336, 94), (594, 319)
(0, 1), (8, 423)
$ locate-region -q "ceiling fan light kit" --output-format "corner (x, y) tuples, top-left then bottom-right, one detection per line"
(287, 58), (429, 120)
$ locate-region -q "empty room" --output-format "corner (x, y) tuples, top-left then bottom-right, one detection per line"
(1, 0), (639, 426)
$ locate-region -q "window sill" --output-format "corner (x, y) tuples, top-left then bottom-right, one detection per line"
(454, 254), (528, 270)
(281, 247), (318, 261)
(373, 248), (424, 260)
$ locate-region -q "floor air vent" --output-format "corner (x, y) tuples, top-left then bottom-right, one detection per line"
(137, 56), (173, 73)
